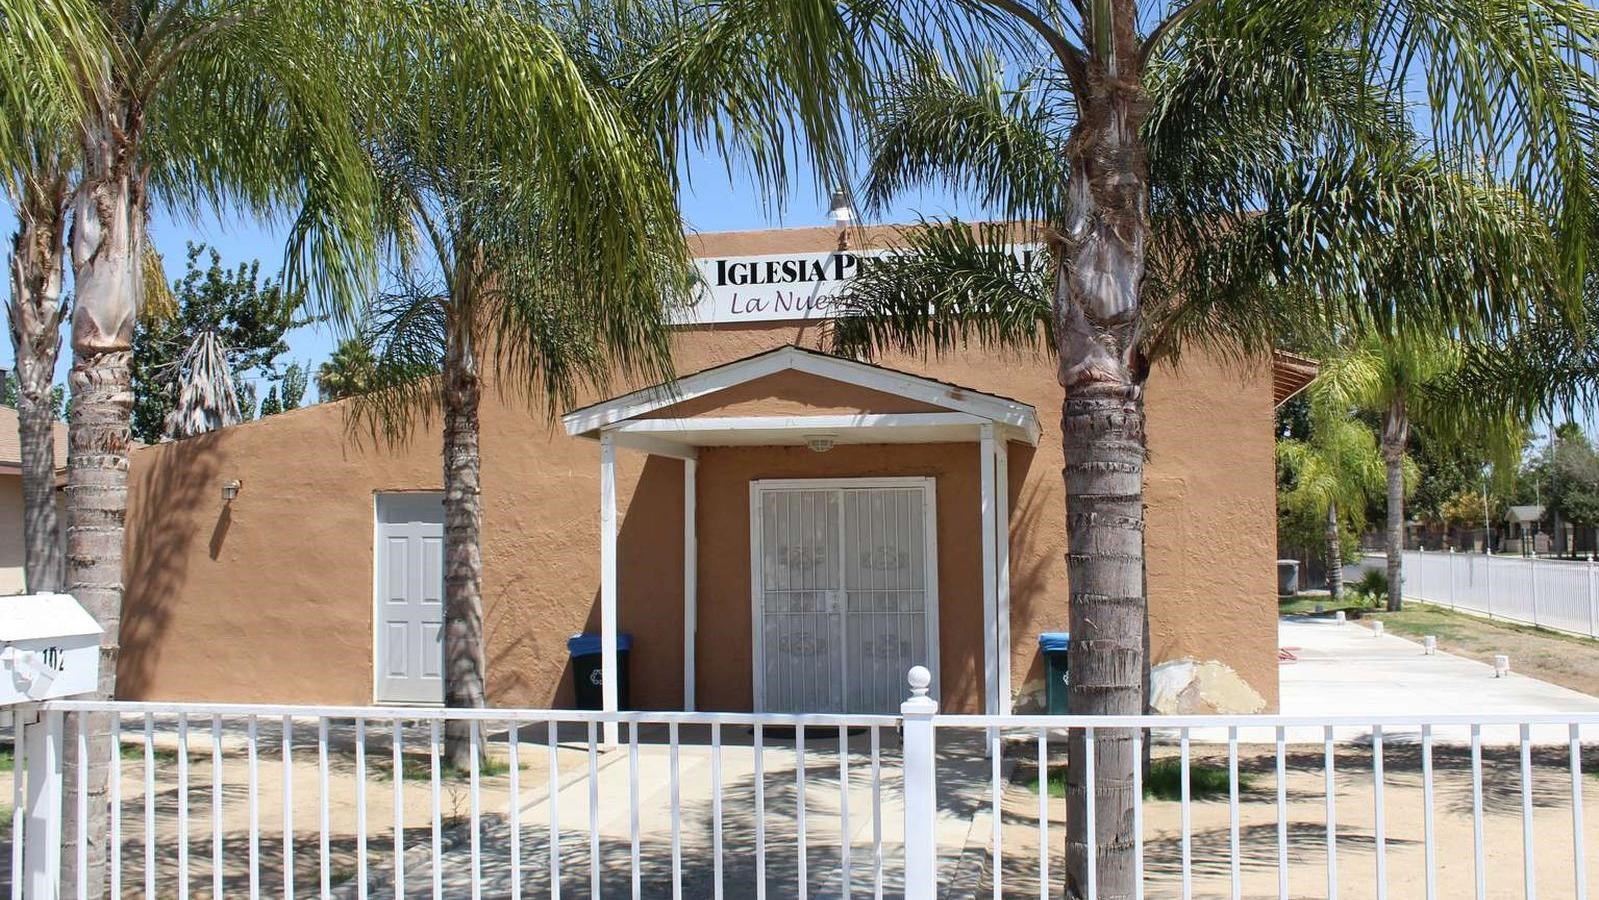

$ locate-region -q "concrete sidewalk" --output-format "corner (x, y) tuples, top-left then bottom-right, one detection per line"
(1262, 615), (1599, 744)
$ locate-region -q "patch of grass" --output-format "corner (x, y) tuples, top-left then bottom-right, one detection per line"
(1016, 758), (1250, 801)
(1144, 758), (1251, 801)
(0, 744), (13, 772)
(1374, 602), (1595, 647)
(380, 755), (518, 782)
(1280, 595), (1370, 618)
(120, 743), (182, 764)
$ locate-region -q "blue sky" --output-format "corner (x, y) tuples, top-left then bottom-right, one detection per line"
(0, 149), (980, 398)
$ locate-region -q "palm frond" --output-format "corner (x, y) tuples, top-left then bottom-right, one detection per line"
(163, 330), (242, 439)
(828, 219), (1052, 360)
(860, 50), (1070, 224)
(140, 0), (387, 324)
(342, 273), (447, 445)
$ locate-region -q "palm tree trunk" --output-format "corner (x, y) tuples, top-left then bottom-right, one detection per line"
(1060, 18), (1151, 896)
(1325, 498), (1343, 601)
(442, 305), (485, 770)
(1382, 399), (1409, 612)
(62, 121), (142, 898)
(6, 174), (70, 592)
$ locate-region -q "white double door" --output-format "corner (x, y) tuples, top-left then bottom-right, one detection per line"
(752, 478), (939, 715)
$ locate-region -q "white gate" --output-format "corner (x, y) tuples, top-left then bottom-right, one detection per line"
(751, 478), (939, 713)
(373, 493), (445, 704)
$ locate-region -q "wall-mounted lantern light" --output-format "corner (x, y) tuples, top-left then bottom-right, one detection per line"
(222, 479), (242, 502)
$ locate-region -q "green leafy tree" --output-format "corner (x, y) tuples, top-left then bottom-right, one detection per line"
(1552, 436), (1599, 528)
(317, 338), (376, 401)
(258, 363), (307, 417)
(132, 245), (303, 443)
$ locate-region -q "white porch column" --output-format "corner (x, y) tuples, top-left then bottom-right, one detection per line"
(979, 424), (998, 716)
(683, 457), (698, 711)
(995, 437), (1011, 715)
(600, 430), (619, 746)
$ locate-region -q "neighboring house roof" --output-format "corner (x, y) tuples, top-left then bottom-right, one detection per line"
(0, 405), (68, 474)
(1271, 350), (1320, 408)
(1505, 504), (1546, 524)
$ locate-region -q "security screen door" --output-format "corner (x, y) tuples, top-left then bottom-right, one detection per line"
(753, 479), (938, 714)
(375, 493), (445, 704)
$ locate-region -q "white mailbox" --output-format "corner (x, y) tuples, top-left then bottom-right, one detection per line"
(0, 592), (102, 704)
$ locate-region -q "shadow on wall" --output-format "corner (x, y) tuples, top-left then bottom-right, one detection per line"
(535, 455), (684, 711)
(119, 433), (224, 698)
(1005, 449), (1064, 711)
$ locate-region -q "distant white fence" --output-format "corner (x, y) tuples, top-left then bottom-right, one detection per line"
(1403, 549), (1599, 638)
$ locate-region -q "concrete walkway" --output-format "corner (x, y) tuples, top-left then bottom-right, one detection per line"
(352, 726), (996, 898)
(1266, 615), (1599, 744)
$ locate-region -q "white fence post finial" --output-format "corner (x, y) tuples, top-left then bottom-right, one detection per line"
(902, 666), (938, 898)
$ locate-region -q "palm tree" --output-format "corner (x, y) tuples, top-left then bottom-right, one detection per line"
(0, 0), (97, 594)
(4, 155), (71, 594)
(348, 0), (867, 768)
(1314, 334), (1527, 611)
(4, 0), (392, 889)
(826, 1), (1591, 889)
(317, 337), (376, 401)
(1277, 381), (1388, 601)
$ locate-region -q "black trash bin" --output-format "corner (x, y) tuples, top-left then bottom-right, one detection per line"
(1038, 632), (1070, 714)
(567, 633), (632, 710)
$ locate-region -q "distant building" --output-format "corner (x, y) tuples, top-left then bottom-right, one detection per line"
(1504, 504), (1548, 555)
(0, 405), (67, 593)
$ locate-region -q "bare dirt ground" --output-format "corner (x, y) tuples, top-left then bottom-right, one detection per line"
(0, 719), (589, 898)
(1358, 603), (1599, 698)
(993, 742), (1599, 900)
(2, 726), (1595, 898)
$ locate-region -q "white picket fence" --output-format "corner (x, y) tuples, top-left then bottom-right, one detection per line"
(5, 676), (1598, 899)
(1402, 549), (1599, 638)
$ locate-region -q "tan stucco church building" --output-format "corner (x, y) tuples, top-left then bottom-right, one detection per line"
(117, 225), (1302, 717)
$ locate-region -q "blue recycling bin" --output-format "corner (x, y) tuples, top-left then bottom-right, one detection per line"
(567, 633), (632, 710)
(1038, 632), (1070, 714)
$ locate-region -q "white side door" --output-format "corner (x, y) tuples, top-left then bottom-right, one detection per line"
(375, 493), (445, 704)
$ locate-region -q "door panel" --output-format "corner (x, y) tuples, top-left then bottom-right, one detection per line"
(375, 494), (445, 704)
(760, 489), (842, 713)
(843, 488), (928, 715)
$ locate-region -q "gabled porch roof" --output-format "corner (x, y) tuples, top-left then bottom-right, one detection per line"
(562, 345), (1041, 456)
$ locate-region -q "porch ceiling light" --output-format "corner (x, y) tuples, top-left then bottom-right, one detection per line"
(222, 479), (242, 502)
(804, 434), (837, 454)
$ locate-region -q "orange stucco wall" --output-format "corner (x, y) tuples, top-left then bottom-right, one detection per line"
(120, 226), (1280, 713)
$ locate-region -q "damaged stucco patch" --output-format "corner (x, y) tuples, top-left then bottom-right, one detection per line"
(1150, 658), (1267, 715)
(1015, 657), (1267, 716)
